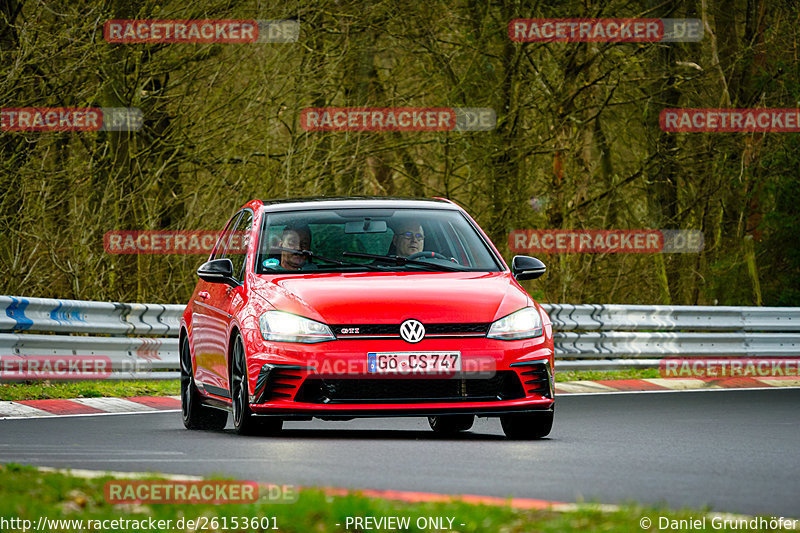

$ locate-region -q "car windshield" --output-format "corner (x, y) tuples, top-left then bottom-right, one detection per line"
(255, 207), (502, 274)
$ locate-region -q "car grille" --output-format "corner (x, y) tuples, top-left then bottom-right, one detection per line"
(330, 322), (491, 339)
(295, 371), (524, 404)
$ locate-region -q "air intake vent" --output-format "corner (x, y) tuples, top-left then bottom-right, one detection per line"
(253, 364), (305, 403)
(295, 371), (524, 404)
(510, 361), (552, 398)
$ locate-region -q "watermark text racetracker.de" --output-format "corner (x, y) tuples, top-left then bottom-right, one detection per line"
(661, 108), (800, 132)
(0, 355), (112, 380)
(509, 229), (704, 254)
(1, 108), (142, 131)
(104, 480), (297, 504)
(104, 19), (299, 43)
(103, 231), (249, 255)
(305, 355), (497, 379)
(660, 357), (800, 378)
(300, 107), (496, 131)
(509, 18), (703, 42)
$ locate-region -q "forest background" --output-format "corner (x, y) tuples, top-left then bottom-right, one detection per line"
(1, 0), (797, 306)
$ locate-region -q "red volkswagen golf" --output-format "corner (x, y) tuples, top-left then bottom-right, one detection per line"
(181, 197), (554, 438)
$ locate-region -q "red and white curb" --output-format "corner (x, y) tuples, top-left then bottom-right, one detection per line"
(0, 395), (180, 419)
(26, 466), (605, 512)
(320, 486), (596, 512)
(555, 376), (800, 394)
(23, 467), (800, 527)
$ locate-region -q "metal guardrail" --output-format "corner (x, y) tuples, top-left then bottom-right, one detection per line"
(1, 296), (799, 377)
(540, 304), (800, 370)
(540, 304), (800, 369)
(0, 296), (182, 379)
(0, 296), (183, 335)
(541, 303), (800, 332)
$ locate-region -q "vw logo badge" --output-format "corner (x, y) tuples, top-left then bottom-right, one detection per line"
(400, 319), (425, 343)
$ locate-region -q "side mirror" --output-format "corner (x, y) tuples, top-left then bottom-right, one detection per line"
(197, 258), (238, 287)
(512, 255), (546, 280)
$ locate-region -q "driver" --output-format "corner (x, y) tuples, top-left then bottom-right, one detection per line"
(279, 224), (312, 270)
(392, 222), (425, 258)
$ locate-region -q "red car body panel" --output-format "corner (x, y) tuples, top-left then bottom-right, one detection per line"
(181, 198), (555, 419)
(249, 272), (528, 324)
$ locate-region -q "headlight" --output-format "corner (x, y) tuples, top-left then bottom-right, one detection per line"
(487, 307), (543, 340)
(259, 311), (335, 343)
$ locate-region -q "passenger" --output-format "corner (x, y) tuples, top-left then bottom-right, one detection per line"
(391, 222), (425, 258)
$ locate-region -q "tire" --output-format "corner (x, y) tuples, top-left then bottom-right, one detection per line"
(500, 410), (553, 440)
(230, 333), (283, 436)
(428, 415), (474, 434)
(181, 335), (228, 430)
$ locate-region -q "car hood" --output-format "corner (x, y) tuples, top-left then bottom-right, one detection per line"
(250, 272), (530, 324)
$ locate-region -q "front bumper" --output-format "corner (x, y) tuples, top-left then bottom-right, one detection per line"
(249, 400), (554, 418)
(242, 334), (555, 418)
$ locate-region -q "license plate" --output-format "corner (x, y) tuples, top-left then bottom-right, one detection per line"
(367, 352), (461, 374)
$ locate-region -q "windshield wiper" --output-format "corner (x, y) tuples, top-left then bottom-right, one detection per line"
(269, 247), (381, 271)
(342, 252), (462, 272)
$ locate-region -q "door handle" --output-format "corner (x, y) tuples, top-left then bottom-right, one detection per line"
(198, 291), (210, 300)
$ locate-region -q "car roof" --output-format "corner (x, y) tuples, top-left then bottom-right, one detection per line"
(258, 196), (460, 212)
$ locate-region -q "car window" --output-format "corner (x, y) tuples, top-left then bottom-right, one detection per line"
(256, 207), (501, 274)
(227, 210), (254, 281)
(210, 212), (242, 261)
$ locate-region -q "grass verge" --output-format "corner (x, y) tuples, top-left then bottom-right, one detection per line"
(555, 368), (661, 382)
(0, 370), (665, 401)
(0, 464), (786, 532)
(0, 380), (180, 401)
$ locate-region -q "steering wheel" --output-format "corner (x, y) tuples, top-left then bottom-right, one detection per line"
(406, 251), (458, 263)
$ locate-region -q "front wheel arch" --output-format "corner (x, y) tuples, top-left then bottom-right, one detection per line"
(227, 326), (244, 395)
(229, 329), (282, 435)
(180, 327), (227, 431)
(180, 327), (191, 368)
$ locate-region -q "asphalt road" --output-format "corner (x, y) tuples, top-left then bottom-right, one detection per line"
(2, 389), (798, 517)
